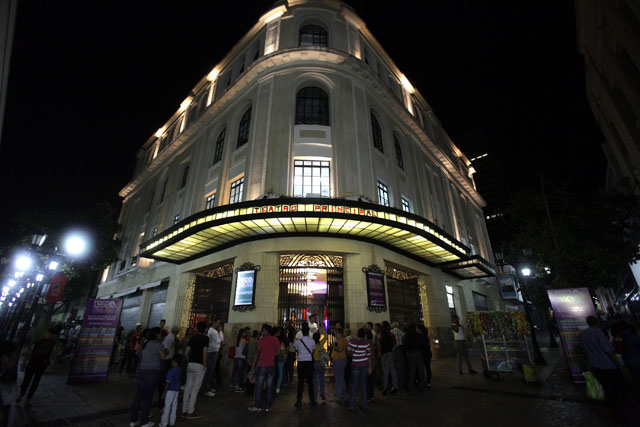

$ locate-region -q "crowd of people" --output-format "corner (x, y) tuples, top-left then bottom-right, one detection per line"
(121, 315), (440, 426)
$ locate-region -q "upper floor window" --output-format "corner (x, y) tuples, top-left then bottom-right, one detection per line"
(299, 25), (328, 47)
(377, 181), (389, 207)
(293, 160), (330, 197)
(180, 165), (189, 188)
(371, 113), (383, 153)
(229, 177), (244, 204)
(174, 214), (180, 225)
(213, 128), (226, 164)
(237, 108), (252, 149)
(393, 134), (404, 170)
(205, 193), (216, 210)
(159, 177), (168, 203)
(295, 86), (329, 126)
(152, 226), (158, 237)
(401, 197), (411, 213)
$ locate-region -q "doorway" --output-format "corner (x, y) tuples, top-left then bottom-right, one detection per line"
(387, 268), (423, 325)
(188, 263), (234, 327)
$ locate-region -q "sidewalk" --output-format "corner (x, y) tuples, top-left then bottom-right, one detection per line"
(0, 345), (621, 427)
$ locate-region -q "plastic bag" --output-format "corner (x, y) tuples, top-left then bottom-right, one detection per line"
(583, 371), (604, 401)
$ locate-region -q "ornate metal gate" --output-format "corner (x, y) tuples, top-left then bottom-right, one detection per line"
(188, 263), (234, 327)
(278, 255), (344, 331)
(386, 267), (423, 325)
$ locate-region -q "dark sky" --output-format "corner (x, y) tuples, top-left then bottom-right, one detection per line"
(0, 0), (605, 246)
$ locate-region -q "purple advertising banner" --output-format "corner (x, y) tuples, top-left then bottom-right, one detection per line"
(366, 272), (386, 307)
(68, 298), (123, 384)
(547, 288), (597, 383)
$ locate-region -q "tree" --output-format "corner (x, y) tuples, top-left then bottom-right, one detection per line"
(499, 177), (640, 291)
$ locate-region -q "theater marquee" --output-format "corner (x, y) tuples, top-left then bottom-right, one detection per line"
(140, 198), (477, 270)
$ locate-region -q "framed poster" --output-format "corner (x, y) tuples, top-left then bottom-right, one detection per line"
(232, 262), (260, 311)
(366, 271), (387, 308)
(497, 274), (518, 300)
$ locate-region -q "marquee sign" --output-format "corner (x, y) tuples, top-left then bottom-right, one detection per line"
(140, 197), (473, 268)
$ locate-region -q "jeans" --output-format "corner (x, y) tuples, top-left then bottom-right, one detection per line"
(381, 352), (398, 390)
(160, 390), (178, 427)
(158, 359), (172, 409)
(201, 351), (218, 393)
(313, 360), (326, 399)
(393, 346), (407, 390)
(183, 362), (205, 415)
(333, 358), (347, 399)
(424, 348), (432, 384)
(349, 364), (368, 410)
(231, 357), (247, 387)
(296, 361), (314, 403)
(130, 369), (160, 425)
(455, 340), (473, 372)
(254, 366), (275, 409)
(276, 358), (285, 390)
(20, 363), (46, 399)
(408, 349), (426, 389)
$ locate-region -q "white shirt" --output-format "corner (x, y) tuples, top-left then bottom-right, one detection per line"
(295, 336), (315, 362)
(162, 333), (176, 360)
(309, 322), (318, 334)
(452, 324), (466, 341)
(208, 327), (223, 352)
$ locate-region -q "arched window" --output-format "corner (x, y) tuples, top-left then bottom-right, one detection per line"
(236, 108), (252, 148)
(213, 128), (226, 164)
(393, 133), (404, 170)
(295, 86), (329, 125)
(371, 112), (383, 153)
(299, 25), (328, 47)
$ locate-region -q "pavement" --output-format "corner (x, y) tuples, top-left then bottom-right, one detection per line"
(0, 339), (634, 427)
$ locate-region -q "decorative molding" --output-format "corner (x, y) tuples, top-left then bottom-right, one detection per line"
(362, 264), (385, 275)
(235, 262), (261, 272)
(366, 305), (387, 313)
(195, 263), (234, 279)
(232, 304), (256, 312)
(280, 254), (343, 268)
(385, 266), (418, 281)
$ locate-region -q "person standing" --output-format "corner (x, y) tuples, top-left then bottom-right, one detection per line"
(231, 329), (249, 392)
(390, 322), (407, 390)
(579, 315), (627, 418)
(160, 355), (182, 427)
(405, 324), (426, 391)
(249, 325), (280, 412)
(274, 327), (287, 394)
(419, 324), (433, 388)
(331, 328), (348, 402)
(312, 329), (328, 401)
(158, 326), (180, 410)
(159, 319), (169, 337)
(379, 321), (398, 395)
(348, 328), (372, 412)
(129, 327), (165, 427)
(182, 321), (209, 419)
(202, 318), (223, 397)
(451, 315), (476, 375)
(285, 326), (297, 385)
(178, 326), (193, 386)
(294, 324), (316, 408)
(16, 328), (58, 405)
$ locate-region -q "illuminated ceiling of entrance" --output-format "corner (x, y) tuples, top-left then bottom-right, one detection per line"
(140, 198), (484, 273)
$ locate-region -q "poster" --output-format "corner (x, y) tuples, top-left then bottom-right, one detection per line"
(366, 272), (386, 307)
(68, 298), (122, 384)
(547, 288), (597, 383)
(234, 270), (256, 306)
(497, 274), (518, 299)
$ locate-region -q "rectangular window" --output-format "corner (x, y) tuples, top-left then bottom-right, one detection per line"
(213, 128), (226, 164)
(401, 197), (411, 213)
(473, 291), (489, 311)
(293, 160), (330, 197)
(377, 181), (389, 207)
(229, 177), (244, 204)
(181, 165), (189, 188)
(174, 215), (180, 225)
(205, 193), (216, 210)
(446, 284), (457, 318)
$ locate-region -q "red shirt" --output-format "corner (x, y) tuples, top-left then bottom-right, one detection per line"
(257, 336), (280, 367)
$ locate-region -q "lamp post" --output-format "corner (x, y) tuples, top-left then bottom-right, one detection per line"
(520, 267), (546, 365)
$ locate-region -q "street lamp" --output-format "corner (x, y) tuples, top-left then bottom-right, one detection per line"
(520, 267), (546, 365)
(14, 255), (33, 272)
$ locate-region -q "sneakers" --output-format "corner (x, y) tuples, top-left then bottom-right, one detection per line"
(275, 388), (280, 394)
(234, 388), (244, 393)
(248, 406), (263, 412)
(204, 391), (216, 397)
(141, 423), (155, 427)
(128, 423), (140, 427)
(186, 413), (201, 419)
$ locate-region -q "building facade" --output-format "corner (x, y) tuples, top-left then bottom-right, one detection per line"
(97, 0), (499, 355)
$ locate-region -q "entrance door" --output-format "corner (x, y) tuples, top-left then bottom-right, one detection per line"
(189, 264), (233, 326)
(387, 276), (423, 325)
(278, 255), (344, 331)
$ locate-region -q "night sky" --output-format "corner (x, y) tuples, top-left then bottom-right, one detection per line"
(0, 1), (605, 247)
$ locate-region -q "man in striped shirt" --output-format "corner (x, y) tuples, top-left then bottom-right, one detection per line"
(348, 328), (371, 411)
